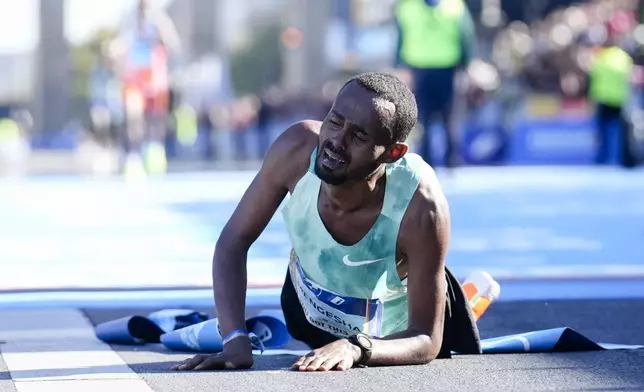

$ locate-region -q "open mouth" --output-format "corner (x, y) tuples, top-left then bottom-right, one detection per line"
(322, 148), (347, 169)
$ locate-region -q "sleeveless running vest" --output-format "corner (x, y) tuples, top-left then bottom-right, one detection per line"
(281, 148), (432, 338)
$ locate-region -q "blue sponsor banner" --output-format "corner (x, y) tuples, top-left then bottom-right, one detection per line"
(506, 116), (622, 165)
(460, 100), (508, 165)
(461, 121), (508, 165)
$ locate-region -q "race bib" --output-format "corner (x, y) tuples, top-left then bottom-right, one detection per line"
(291, 257), (384, 338)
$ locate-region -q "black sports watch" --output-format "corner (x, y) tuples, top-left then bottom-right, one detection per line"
(348, 333), (373, 365)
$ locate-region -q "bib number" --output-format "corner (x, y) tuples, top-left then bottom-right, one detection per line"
(290, 258), (384, 337)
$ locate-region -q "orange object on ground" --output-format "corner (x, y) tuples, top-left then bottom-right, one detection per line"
(462, 271), (501, 321)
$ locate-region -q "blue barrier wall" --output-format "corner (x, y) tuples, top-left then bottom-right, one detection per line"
(506, 116), (621, 165)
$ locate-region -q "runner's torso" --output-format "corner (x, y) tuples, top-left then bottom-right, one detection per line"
(122, 15), (168, 85)
(281, 146), (432, 338)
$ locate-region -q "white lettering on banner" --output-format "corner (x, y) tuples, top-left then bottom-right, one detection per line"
(527, 129), (595, 151)
(291, 262), (384, 338)
(330, 296), (345, 306)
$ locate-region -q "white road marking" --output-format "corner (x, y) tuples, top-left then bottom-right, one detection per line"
(15, 379), (155, 392)
(0, 309), (153, 391)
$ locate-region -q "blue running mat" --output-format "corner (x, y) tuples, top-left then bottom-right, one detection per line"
(95, 309), (643, 353)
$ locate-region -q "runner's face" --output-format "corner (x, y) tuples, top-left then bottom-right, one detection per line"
(315, 82), (395, 185)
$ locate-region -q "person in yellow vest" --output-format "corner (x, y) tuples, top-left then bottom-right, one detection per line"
(395, 0), (476, 167)
(588, 42), (634, 166)
(0, 117), (30, 177)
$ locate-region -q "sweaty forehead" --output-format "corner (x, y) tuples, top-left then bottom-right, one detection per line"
(332, 82), (395, 137)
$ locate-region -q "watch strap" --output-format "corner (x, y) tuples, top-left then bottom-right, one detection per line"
(349, 333), (372, 365)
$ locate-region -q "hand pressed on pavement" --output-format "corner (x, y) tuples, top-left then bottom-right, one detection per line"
(170, 336), (253, 371)
(292, 339), (361, 372)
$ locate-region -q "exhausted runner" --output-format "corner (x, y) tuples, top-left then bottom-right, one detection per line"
(172, 72), (479, 372)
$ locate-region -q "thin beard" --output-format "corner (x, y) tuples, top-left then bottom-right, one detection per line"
(365, 163), (386, 182)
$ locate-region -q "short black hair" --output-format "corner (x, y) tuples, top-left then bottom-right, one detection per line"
(342, 72), (418, 143)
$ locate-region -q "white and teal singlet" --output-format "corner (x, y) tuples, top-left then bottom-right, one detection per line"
(282, 147), (432, 338)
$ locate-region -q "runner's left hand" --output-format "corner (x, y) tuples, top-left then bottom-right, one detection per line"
(291, 339), (361, 372)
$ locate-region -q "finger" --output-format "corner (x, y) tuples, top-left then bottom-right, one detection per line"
(193, 355), (225, 371)
(291, 356), (306, 370)
(291, 352), (314, 370)
(293, 357), (315, 371)
(170, 356), (196, 371)
(318, 357), (340, 372)
(175, 354), (207, 371)
(306, 355), (328, 372)
(334, 358), (352, 371)
(169, 359), (188, 371)
(300, 355), (326, 371)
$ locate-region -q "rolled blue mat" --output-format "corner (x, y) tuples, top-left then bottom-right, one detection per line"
(95, 309), (210, 344)
(160, 318), (223, 352)
(147, 309), (210, 333)
(95, 316), (164, 344)
(246, 313), (291, 349)
(479, 327), (644, 354)
(96, 308), (643, 355)
(160, 311), (291, 353)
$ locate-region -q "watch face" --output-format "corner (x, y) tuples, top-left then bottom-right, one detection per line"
(357, 334), (373, 350)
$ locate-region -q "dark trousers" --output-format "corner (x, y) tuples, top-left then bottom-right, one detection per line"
(412, 67), (457, 167)
(596, 103), (635, 167)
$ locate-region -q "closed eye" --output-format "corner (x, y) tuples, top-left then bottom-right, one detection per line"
(327, 117), (343, 128)
(353, 132), (368, 142)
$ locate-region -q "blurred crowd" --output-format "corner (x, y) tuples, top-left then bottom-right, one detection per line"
(183, 0), (644, 168)
(493, 0), (642, 98)
(1, 0), (643, 177)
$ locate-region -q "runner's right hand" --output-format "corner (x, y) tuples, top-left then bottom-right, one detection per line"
(170, 336), (254, 371)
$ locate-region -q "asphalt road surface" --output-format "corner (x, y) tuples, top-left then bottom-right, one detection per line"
(3, 299), (639, 392)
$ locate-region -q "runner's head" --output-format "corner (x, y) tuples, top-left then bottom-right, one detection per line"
(314, 72), (417, 185)
(137, 0), (150, 18)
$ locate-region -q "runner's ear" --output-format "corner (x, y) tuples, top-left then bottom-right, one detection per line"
(386, 143), (408, 163)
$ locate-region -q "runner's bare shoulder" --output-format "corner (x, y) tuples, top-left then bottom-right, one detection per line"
(398, 164), (450, 256)
(413, 165), (447, 213)
(262, 120), (320, 192)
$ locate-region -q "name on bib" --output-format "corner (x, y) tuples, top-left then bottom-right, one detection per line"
(291, 257), (384, 338)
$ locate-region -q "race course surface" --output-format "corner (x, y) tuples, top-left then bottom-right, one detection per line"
(1, 166), (643, 296)
(0, 299), (642, 392)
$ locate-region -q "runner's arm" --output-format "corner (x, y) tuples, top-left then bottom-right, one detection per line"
(155, 12), (181, 55)
(364, 184), (450, 366)
(213, 123), (314, 344)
